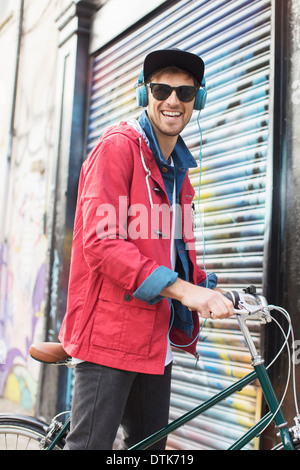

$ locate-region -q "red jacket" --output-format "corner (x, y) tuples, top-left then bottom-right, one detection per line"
(59, 122), (206, 374)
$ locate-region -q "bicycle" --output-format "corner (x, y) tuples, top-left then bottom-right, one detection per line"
(1, 286), (299, 450)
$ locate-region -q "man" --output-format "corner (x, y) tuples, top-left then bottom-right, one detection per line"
(59, 49), (234, 450)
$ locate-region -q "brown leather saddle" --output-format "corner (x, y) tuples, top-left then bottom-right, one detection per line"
(29, 342), (71, 364)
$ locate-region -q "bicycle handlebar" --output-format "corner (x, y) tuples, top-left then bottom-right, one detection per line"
(224, 287), (271, 323)
(224, 291), (240, 309)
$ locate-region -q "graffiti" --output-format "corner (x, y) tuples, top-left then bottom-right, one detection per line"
(0, 166), (48, 408)
(0, 247), (46, 409)
(0, 340), (6, 364)
(0, 0), (59, 410)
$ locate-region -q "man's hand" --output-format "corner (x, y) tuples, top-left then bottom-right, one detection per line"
(161, 278), (234, 319)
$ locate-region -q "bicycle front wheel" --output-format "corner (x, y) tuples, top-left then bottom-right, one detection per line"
(0, 414), (63, 450)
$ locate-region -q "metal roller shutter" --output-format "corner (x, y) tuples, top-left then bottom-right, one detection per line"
(87, 0), (272, 450)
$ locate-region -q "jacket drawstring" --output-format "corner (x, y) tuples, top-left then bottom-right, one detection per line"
(139, 137), (153, 209)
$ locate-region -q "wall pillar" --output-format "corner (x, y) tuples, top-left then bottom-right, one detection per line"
(262, 0), (300, 449)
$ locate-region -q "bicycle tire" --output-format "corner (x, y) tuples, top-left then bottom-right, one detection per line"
(0, 414), (64, 450)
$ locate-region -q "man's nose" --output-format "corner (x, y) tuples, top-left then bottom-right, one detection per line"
(166, 89), (180, 105)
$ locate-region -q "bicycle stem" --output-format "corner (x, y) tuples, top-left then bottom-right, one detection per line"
(236, 314), (263, 366)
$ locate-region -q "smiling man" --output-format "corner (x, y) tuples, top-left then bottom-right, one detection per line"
(59, 48), (233, 450)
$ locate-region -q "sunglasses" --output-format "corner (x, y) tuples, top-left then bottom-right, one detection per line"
(147, 83), (198, 103)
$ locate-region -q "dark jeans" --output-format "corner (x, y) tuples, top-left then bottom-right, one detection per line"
(64, 361), (172, 450)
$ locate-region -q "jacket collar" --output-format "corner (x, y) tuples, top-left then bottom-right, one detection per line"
(138, 111), (197, 171)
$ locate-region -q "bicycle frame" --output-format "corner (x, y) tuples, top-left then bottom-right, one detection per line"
(128, 313), (294, 451)
(128, 370), (292, 450)
(45, 312), (295, 451)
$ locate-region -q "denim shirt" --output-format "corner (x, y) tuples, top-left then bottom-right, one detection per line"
(132, 111), (217, 337)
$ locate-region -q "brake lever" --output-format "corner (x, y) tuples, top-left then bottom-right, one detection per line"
(234, 293), (272, 324)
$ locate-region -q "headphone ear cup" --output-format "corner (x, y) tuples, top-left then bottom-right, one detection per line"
(135, 70), (148, 107)
(194, 87), (207, 110)
(194, 77), (207, 110)
(136, 85), (148, 107)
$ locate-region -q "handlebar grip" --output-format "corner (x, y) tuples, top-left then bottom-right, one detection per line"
(224, 291), (240, 309)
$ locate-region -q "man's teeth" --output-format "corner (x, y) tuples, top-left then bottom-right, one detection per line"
(162, 111), (181, 117)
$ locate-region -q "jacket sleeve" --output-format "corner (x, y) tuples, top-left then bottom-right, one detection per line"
(133, 265), (178, 304)
(198, 272), (218, 289)
(80, 134), (174, 297)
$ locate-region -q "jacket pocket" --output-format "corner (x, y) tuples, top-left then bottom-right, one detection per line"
(92, 277), (157, 356)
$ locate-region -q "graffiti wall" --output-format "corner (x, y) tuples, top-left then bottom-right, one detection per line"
(0, 0), (67, 412)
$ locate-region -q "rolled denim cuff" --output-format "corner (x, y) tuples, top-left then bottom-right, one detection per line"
(133, 266), (178, 305)
(199, 272), (218, 289)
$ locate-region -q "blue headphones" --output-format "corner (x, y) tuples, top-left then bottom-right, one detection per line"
(135, 70), (207, 111)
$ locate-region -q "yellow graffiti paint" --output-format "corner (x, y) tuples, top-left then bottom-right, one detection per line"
(3, 366), (37, 413)
(3, 374), (21, 404)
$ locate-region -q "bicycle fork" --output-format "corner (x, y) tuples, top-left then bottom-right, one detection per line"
(237, 314), (294, 450)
